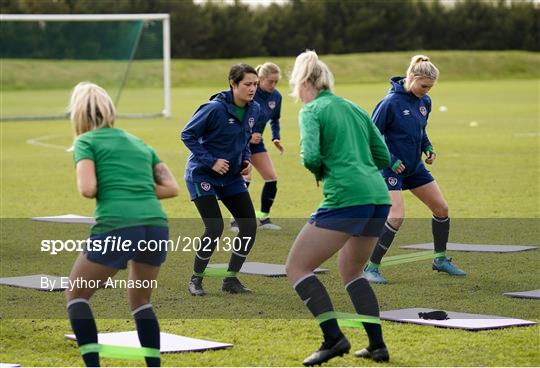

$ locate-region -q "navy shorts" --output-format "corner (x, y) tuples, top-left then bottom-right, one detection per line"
(186, 179), (248, 200)
(309, 205), (390, 237)
(85, 225), (169, 269)
(249, 141), (267, 154)
(383, 165), (434, 191)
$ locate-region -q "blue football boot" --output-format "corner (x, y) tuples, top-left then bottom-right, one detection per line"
(432, 257), (466, 276)
(362, 264), (388, 284)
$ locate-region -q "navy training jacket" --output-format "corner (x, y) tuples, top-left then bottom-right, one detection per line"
(372, 76), (433, 176)
(181, 90), (260, 186)
(252, 87), (282, 141)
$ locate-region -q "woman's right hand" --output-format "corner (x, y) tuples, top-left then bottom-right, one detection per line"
(212, 159), (229, 175)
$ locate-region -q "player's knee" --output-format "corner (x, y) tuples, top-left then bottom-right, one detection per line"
(433, 202), (449, 218)
(285, 263), (300, 282)
(204, 218), (224, 238)
(128, 295), (151, 311)
(238, 217), (257, 235)
(388, 216), (404, 229)
(65, 287), (90, 302)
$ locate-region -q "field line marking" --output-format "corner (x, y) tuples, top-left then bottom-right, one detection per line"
(26, 134), (71, 151)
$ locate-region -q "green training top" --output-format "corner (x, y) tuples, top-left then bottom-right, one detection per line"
(233, 104), (246, 122)
(299, 89), (391, 209)
(74, 127), (168, 234)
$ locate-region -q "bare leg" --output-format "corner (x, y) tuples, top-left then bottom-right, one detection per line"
(286, 223), (350, 284)
(65, 254), (118, 367)
(287, 223), (352, 365)
(129, 261), (162, 367)
(250, 152), (278, 181)
(410, 181), (448, 218)
(338, 236), (378, 285)
(65, 253), (118, 301)
(339, 237), (387, 358)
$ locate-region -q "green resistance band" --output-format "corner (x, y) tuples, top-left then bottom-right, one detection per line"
(194, 268), (237, 277)
(381, 251), (446, 268)
(79, 343), (160, 361)
(317, 311), (381, 328)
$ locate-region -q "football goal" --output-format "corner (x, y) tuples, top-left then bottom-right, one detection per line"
(0, 13), (171, 121)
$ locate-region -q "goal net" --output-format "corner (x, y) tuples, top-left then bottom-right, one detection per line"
(0, 14), (171, 121)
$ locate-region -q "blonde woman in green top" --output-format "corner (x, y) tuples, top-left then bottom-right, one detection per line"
(66, 82), (178, 367)
(285, 51), (392, 366)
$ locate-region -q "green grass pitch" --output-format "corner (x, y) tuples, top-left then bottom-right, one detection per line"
(0, 52), (538, 366)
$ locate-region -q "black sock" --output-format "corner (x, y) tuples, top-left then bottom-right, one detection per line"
(193, 254), (211, 275)
(370, 222), (398, 265)
(346, 277), (385, 349)
(432, 216), (450, 254)
(67, 299), (100, 367)
(294, 274), (342, 342)
(227, 216), (257, 272)
(133, 304), (161, 367)
(260, 180), (277, 214)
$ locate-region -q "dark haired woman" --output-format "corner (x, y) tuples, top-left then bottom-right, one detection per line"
(181, 64), (260, 296)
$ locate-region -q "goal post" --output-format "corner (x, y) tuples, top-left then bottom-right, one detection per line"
(0, 13), (171, 121)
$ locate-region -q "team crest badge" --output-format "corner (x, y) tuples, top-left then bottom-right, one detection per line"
(248, 117), (255, 128)
(388, 177), (398, 187)
(201, 182), (212, 191)
(268, 101), (276, 109)
(420, 106), (427, 116)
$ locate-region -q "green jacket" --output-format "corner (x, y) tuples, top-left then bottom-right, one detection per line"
(299, 89), (391, 208)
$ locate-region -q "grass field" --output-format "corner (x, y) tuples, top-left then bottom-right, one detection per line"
(0, 51), (539, 366)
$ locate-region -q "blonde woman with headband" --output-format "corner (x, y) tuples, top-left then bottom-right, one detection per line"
(286, 51), (391, 366)
(65, 82), (178, 367)
(363, 55), (466, 285)
(232, 62), (284, 231)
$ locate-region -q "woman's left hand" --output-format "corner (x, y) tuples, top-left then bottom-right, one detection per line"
(250, 133), (262, 144)
(273, 139), (285, 154)
(240, 160), (252, 175)
(425, 151), (437, 164)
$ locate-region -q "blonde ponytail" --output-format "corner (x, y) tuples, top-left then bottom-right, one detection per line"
(69, 82), (116, 137)
(405, 54), (439, 90)
(289, 50), (334, 101)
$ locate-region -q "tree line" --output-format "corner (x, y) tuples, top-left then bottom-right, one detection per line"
(1, 0), (538, 59)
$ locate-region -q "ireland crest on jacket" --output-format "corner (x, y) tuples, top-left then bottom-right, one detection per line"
(419, 106), (427, 116)
(268, 101), (276, 109)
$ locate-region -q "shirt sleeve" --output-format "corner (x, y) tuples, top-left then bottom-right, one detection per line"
(299, 106), (322, 180)
(73, 135), (94, 164)
(148, 145), (161, 166)
(242, 142), (251, 163)
(368, 118), (391, 170)
(421, 97), (433, 152)
(270, 96), (281, 141)
(372, 99), (391, 135)
(372, 99), (401, 167)
(181, 103), (218, 168)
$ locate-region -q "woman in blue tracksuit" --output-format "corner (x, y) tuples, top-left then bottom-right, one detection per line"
(235, 62), (284, 231)
(181, 64), (259, 296)
(363, 55), (466, 284)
